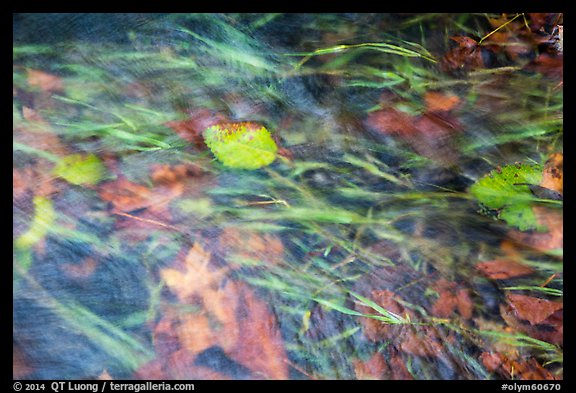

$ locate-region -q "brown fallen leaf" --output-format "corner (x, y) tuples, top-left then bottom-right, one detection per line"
(365, 107), (416, 137)
(99, 176), (154, 212)
(27, 69), (64, 92)
(540, 152), (563, 195)
(424, 91), (460, 112)
(398, 325), (447, 357)
(218, 227), (285, 268)
(227, 284), (289, 379)
(440, 36), (484, 72)
(356, 289), (447, 357)
(430, 279), (474, 319)
(507, 206), (563, 252)
(165, 109), (227, 149)
(525, 53), (563, 80)
(158, 242), (289, 379)
(505, 293), (562, 325)
(161, 242), (229, 302)
(476, 259), (535, 280)
(387, 347), (414, 380)
(356, 289), (410, 341)
(480, 352), (557, 380)
(354, 352), (389, 380)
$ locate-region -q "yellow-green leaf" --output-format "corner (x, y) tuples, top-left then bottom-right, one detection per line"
(203, 122), (277, 170)
(14, 196), (55, 249)
(54, 153), (105, 185)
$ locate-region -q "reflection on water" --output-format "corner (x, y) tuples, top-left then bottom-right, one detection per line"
(13, 13), (563, 380)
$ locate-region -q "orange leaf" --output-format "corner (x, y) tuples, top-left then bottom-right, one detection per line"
(476, 259), (535, 280)
(540, 152), (563, 195)
(441, 36), (484, 71)
(506, 293), (563, 325)
(398, 326), (448, 357)
(430, 279), (473, 319)
(353, 353), (390, 380)
(99, 177), (154, 212)
(218, 227), (285, 268)
(424, 91), (460, 112)
(507, 206), (563, 252)
(158, 243), (289, 379)
(176, 312), (220, 355)
(27, 69), (64, 92)
(481, 352), (557, 380)
(228, 284), (289, 379)
(365, 108), (416, 136)
(165, 109), (226, 149)
(161, 243), (229, 302)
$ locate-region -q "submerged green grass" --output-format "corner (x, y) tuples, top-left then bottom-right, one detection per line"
(13, 13), (562, 379)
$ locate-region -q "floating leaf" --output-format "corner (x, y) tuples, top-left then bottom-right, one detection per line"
(203, 122), (278, 170)
(53, 153), (105, 185)
(470, 163), (544, 230)
(14, 195), (55, 250)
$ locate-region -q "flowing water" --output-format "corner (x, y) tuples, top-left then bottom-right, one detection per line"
(13, 13), (563, 380)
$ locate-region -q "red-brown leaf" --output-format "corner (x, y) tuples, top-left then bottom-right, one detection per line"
(441, 36), (484, 71)
(540, 152), (563, 195)
(165, 109), (227, 149)
(365, 108), (416, 136)
(27, 69), (64, 92)
(424, 91), (460, 112)
(476, 259), (535, 280)
(430, 279), (473, 319)
(353, 353), (389, 380)
(506, 293), (563, 325)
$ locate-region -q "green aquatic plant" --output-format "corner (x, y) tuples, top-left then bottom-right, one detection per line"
(470, 163), (544, 230)
(203, 122), (278, 170)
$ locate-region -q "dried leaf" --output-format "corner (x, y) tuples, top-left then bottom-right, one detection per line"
(480, 352), (557, 380)
(430, 279), (473, 319)
(505, 293), (562, 325)
(398, 325), (447, 357)
(158, 243), (289, 379)
(507, 206), (563, 251)
(165, 109), (226, 149)
(176, 312), (220, 355)
(424, 91), (460, 112)
(354, 353), (390, 380)
(227, 284), (289, 379)
(161, 243), (229, 302)
(99, 177), (154, 212)
(365, 108), (416, 136)
(27, 69), (64, 92)
(356, 290), (410, 341)
(440, 36), (484, 72)
(540, 153), (563, 195)
(219, 227), (284, 267)
(525, 54), (563, 79)
(476, 259), (535, 280)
